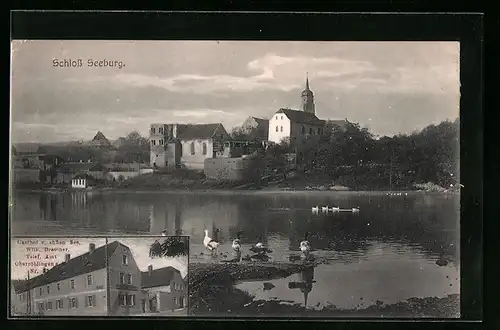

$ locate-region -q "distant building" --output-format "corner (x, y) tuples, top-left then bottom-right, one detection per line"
(10, 241), (143, 316)
(149, 123), (229, 170)
(237, 116), (269, 141)
(268, 108), (325, 145)
(140, 265), (187, 313)
(88, 131), (112, 148)
(71, 173), (95, 189)
(55, 162), (107, 184)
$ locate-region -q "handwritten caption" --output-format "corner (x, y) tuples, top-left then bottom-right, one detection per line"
(13, 239), (81, 276)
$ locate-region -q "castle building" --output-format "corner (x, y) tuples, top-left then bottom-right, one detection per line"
(149, 123), (229, 170)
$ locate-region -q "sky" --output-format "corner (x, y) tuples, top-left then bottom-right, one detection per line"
(10, 40), (460, 143)
(11, 236), (188, 280)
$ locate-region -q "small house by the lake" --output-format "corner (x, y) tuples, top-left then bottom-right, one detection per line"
(71, 174), (95, 189)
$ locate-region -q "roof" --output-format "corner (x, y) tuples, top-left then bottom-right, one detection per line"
(252, 117), (269, 127)
(57, 162), (105, 174)
(12, 241), (124, 293)
(141, 266), (182, 289)
(176, 123), (227, 140)
(38, 146), (96, 162)
(13, 143), (42, 154)
(276, 108), (325, 125)
(326, 119), (348, 130)
(72, 173), (95, 180)
(92, 131), (108, 142)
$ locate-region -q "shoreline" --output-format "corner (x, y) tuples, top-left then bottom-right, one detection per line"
(188, 262), (460, 317)
(11, 186), (459, 196)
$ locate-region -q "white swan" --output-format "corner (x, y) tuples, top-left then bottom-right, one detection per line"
(311, 206), (319, 212)
(161, 230), (167, 237)
(321, 206), (329, 212)
(330, 206), (340, 212)
(203, 229), (219, 255)
(352, 207), (360, 212)
(300, 233), (311, 254)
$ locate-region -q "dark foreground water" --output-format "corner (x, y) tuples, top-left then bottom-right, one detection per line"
(11, 190), (460, 316)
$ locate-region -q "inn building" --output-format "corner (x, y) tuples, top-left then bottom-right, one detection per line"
(10, 241), (187, 316)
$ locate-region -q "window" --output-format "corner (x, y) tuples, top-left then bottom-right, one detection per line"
(37, 302), (44, 312)
(86, 295), (96, 307)
(127, 274), (132, 285)
(174, 297), (177, 305)
(46, 301), (52, 310)
(159, 139), (164, 145)
(119, 272), (125, 284)
(190, 142), (195, 155)
(280, 126), (283, 132)
(281, 116), (283, 120)
(151, 127), (156, 134)
(126, 294), (135, 306)
(159, 127), (163, 134)
(87, 275), (93, 286)
(46, 285), (50, 294)
(309, 128), (313, 134)
(119, 294), (127, 307)
(56, 299), (63, 309)
(151, 140), (156, 146)
(202, 142), (207, 155)
(276, 126), (279, 132)
(301, 126), (305, 134)
(57, 283), (60, 291)
(70, 297), (77, 308)
(317, 127), (321, 134)
(122, 254), (128, 265)
(39, 287), (43, 296)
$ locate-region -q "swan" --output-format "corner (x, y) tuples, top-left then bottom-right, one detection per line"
(161, 230), (168, 237)
(203, 229), (219, 255)
(352, 207), (360, 212)
(300, 233), (311, 254)
(321, 206), (329, 212)
(311, 206), (319, 212)
(330, 206), (340, 212)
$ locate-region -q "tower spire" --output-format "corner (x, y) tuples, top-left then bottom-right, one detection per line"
(305, 72), (310, 90)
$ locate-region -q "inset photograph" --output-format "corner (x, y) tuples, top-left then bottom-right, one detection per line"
(10, 236), (189, 317)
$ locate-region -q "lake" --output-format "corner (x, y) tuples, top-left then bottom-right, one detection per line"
(10, 190), (460, 316)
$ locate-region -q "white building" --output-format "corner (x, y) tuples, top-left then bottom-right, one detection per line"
(71, 173), (94, 189)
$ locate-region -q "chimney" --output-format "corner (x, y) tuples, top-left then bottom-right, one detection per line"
(65, 254), (70, 263)
(89, 243), (96, 253)
(148, 265), (153, 276)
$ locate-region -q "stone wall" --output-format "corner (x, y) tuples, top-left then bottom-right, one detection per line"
(204, 157), (258, 181)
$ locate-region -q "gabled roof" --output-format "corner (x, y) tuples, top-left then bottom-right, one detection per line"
(276, 108), (325, 125)
(92, 131), (108, 142)
(12, 241), (125, 293)
(72, 173), (95, 180)
(141, 266), (182, 289)
(251, 117), (269, 127)
(176, 123), (227, 140)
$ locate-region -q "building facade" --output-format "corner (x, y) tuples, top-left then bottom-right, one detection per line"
(149, 123), (229, 170)
(140, 265), (187, 313)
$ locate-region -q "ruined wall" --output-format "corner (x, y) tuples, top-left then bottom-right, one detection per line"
(204, 157), (258, 181)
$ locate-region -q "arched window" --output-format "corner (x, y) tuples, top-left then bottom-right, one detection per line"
(280, 126), (283, 132)
(276, 126), (279, 132)
(202, 142), (207, 155)
(301, 126), (305, 134)
(190, 142), (195, 155)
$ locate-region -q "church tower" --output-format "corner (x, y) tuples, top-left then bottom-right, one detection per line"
(301, 74), (315, 114)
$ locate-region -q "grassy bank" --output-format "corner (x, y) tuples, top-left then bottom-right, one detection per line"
(188, 262), (459, 318)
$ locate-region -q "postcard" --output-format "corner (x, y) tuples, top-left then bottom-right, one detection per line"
(10, 40), (460, 318)
(10, 236), (189, 317)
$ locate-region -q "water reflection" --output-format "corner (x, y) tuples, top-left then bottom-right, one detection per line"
(288, 265), (315, 307)
(12, 191), (459, 262)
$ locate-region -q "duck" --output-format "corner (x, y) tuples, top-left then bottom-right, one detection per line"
(311, 206), (319, 212)
(249, 242), (272, 254)
(330, 206), (340, 212)
(203, 229), (220, 255)
(161, 230), (168, 237)
(352, 207), (360, 212)
(300, 233), (311, 255)
(321, 206), (329, 212)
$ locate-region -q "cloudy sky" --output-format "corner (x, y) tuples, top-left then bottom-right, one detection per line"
(10, 40), (459, 143)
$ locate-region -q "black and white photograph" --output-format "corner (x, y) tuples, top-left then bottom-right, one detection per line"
(10, 40), (460, 318)
(10, 236), (189, 317)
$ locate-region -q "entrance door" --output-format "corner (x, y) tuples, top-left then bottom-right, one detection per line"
(179, 296), (184, 308)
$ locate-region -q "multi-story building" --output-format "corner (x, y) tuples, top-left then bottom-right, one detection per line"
(10, 241), (143, 316)
(140, 265), (187, 313)
(149, 123), (229, 170)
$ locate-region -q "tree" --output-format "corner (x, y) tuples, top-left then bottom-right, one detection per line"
(149, 236), (189, 258)
(114, 131), (150, 163)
